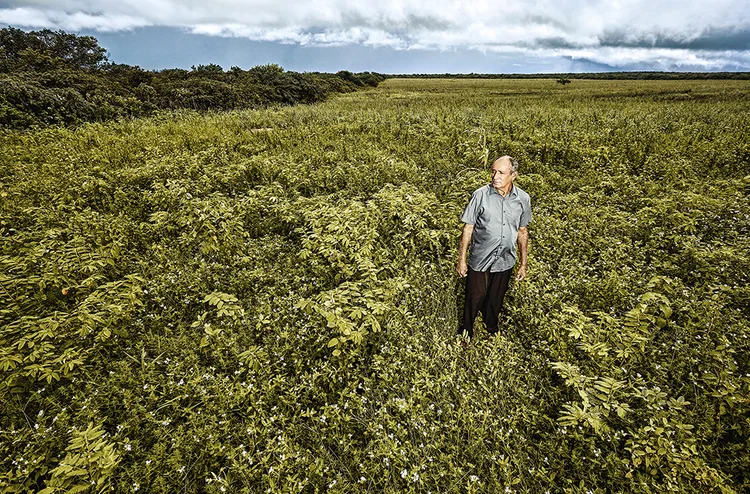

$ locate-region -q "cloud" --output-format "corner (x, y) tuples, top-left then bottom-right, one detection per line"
(1, 0), (749, 70)
(599, 26), (750, 52)
(562, 46), (750, 71)
(0, 7), (147, 31)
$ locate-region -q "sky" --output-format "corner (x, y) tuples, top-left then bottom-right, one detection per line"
(1, 0), (749, 73)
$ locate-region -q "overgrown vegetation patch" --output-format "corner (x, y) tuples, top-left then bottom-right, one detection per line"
(1, 78), (749, 492)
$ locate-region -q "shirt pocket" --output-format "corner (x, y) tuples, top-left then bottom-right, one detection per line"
(503, 201), (523, 227)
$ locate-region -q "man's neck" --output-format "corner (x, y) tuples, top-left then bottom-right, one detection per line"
(494, 184), (513, 197)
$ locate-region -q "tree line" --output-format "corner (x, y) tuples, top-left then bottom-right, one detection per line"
(392, 71), (750, 80)
(0, 27), (386, 129)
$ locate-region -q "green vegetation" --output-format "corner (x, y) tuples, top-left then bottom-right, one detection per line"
(0, 27), (385, 129)
(1, 77), (749, 492)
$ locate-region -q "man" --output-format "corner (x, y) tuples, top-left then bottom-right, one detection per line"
(456, 155), (531, 340)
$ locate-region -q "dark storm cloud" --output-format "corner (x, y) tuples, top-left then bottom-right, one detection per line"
(339, 11), (454, 33)
(600, 26), (750, 51)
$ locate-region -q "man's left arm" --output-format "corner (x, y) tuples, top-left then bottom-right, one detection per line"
(515, 226), (529, 280)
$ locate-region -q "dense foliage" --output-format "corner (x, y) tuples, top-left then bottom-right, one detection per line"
(0, 27), (385, 129)
(1, 78), (749, 492)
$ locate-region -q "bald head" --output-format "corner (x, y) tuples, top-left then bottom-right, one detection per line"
(490, 156), (518, 195)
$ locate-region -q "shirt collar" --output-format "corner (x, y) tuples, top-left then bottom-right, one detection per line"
(488, 184), (518, 198)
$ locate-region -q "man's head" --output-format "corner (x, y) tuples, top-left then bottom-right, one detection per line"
(490, 155), (518, 194)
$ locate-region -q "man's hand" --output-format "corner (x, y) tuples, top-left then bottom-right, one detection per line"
(515, 264), (527, 281)
(457, 223), (473, 278)
(515, 226), (529, 281)
(457, 259), (468, 277)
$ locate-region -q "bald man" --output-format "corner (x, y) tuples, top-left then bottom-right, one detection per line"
(456, 156), (532, 340)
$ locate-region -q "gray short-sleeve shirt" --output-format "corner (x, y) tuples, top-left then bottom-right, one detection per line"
(460, 184), (532, 272)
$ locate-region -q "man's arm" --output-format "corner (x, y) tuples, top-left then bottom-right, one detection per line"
(515, 226), (529, 280)
(456, 223), (474, 277)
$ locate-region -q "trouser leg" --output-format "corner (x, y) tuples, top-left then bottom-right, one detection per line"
(458, 267), (489, 338)
(483, 268), (513, 334)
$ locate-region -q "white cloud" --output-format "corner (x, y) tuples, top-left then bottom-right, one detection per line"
(0, 7), (147, 31)
(1, 0), (749, 69)
(562, 46), (750, 71)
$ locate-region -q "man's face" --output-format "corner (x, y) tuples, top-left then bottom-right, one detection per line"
(491, 158), (516, 191)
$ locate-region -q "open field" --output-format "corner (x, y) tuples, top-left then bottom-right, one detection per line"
(2, 78), (749, 492)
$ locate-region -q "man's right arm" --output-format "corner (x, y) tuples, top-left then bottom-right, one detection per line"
(456, 223), (474, 277)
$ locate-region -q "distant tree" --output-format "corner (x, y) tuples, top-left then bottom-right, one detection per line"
(336, 70), (363, 86)
(103, 62), (154, 87)
(358, 72), (384, 87)
(556, 78), (572, 85)
(191, 63), (224, 75)
(157, 68), (190, 81)
(0, 27), (107, 72)
(0, 27), (46, 71)
(248, 64), (285, 84)
(38, 29), (107, 69)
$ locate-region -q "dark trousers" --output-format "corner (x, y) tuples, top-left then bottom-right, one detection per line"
(458, 266), (512, 338)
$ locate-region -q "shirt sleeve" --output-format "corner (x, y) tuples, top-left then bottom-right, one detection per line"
(519, 195), (532, 227)
(460, 191), (481, 225)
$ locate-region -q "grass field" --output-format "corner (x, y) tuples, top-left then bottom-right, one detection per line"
(2, 78), (749, 492)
